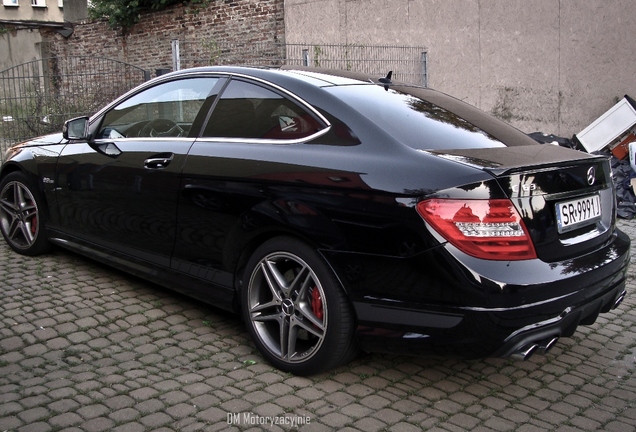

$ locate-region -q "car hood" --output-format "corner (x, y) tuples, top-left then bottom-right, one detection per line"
(12, 133), (66, 148)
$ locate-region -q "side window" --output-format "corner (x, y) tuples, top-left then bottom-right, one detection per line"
(97, 77), (219, 139)
(202, 79), (324, 140)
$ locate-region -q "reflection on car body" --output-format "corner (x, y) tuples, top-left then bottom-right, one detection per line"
(0, 66), (629, 375)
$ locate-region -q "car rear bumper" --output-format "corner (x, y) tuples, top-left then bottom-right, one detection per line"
(322, 228), (630, 359)
(353, 280), (626, 359)
(493, 281), (626, 360)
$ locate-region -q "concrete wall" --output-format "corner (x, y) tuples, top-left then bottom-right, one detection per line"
(285, 0), (636, 137)
(0, 27), (44, 72)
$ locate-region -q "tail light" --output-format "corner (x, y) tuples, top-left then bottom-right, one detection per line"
(416, 199), (537, 260)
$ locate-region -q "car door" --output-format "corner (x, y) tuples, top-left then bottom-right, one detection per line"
(54, 76), (222, 267)
(172, 77), (329, 285)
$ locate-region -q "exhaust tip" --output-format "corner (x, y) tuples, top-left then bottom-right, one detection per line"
(612, 290), (627, 310)
(536, 337), (559, 355)
(510, 344), (538, 361)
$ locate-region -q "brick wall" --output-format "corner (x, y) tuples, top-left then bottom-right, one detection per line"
(41, 0), (285, 75)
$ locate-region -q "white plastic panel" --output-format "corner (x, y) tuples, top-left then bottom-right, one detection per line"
(576, 98), (636, 153)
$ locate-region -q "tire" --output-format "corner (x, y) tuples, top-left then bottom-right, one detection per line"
(0, 171), (51, 256)
(241, 236), (358, 375)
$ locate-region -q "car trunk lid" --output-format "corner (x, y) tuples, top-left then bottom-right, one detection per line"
(430, 145), (615, 262)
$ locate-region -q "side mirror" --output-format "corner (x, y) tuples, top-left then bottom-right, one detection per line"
(62, 116), (90, 140)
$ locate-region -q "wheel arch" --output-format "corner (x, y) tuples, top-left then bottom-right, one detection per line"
(0, 162), (23, 179)
(230, 225), (354, 314)
(1, 146), (51, 190)
(1, 159), (55, 224)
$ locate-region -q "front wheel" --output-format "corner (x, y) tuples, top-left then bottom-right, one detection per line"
(0, 171), (51, 256)
(241, 237), (358, 375)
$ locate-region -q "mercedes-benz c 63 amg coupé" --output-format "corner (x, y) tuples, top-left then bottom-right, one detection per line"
(0, 66), (629, 375)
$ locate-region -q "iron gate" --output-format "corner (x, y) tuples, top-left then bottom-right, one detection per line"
(0, 56), (149, 159)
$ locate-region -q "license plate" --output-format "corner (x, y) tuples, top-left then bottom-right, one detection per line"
(556, 194), (602, 233)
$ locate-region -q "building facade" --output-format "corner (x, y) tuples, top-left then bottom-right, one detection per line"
(0, 0), (87, 71)
(2, 0), (64, 23)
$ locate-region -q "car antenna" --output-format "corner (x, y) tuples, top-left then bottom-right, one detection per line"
(378, 71), (393, 91)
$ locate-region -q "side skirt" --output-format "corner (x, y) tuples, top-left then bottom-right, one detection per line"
(47, 229), (236, 313)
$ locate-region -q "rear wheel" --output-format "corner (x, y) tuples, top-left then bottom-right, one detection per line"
(241, 237), (358, 375)
(0, 172), (51, 256)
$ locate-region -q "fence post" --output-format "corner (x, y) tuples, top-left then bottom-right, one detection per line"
(421, 51), (428, 88)
(171, 39), (181, 71)
(302, 49), (309, 67)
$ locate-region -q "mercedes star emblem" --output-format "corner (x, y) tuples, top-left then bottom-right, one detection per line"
(587, 167), (596, 185)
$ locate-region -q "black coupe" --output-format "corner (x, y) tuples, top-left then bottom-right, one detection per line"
(0, 66), (629, 375)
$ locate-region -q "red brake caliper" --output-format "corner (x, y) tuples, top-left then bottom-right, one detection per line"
(310, 287), (324, 321)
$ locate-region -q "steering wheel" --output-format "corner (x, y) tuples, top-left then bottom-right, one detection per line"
(139, 118), (184, 137)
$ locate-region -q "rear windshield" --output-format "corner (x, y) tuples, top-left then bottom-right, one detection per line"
(327, 84), (524, 150)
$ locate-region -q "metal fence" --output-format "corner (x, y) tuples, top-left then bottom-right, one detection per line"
(0, 56), (149, 158)
(0, 43), (427, 161)
(173, 41), (428, 87)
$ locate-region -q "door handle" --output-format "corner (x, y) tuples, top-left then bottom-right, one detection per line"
(144, 153), (174, 169)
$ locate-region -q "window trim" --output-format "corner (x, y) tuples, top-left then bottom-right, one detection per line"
(193, 125), (331, 146)
(88, 71), (332, 145)
(198, 74), (331, 145)
(92, 76), (224, 142)
(229, 73), (330, 130)
(3, 0), (19, 7)
(31, 0), (46, 7)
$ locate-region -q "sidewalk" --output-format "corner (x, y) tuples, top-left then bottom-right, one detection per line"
(1, 220), (635, 431)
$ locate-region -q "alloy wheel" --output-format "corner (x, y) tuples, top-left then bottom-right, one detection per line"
(246, 251), (327, 364)
(0, 180), (40, 251)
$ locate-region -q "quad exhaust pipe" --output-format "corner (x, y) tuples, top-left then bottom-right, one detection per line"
(510, 336), (559, 361)
(509, 289), (626, 362)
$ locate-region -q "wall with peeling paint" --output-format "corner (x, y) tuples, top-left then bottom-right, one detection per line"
(0, 28), (44, 73)
(285, 0), (636, 137)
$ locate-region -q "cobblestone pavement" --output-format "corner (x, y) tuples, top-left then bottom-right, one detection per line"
(1, 220), (635, 432)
